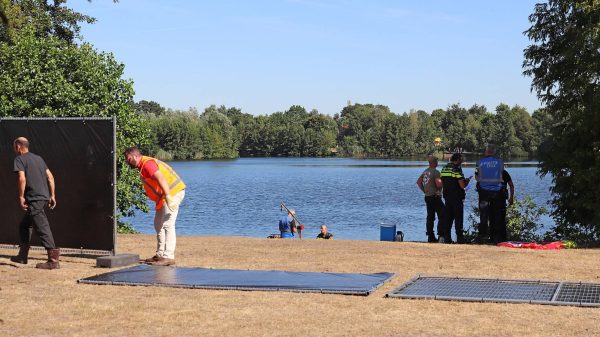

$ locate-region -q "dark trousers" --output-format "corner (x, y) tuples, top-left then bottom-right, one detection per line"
(19, 200), (56, 249)
(498, 200), (508, 242)
(424, 195), (444, 236)
(478, 190), (504, 243)
(442, 197), (464, 242)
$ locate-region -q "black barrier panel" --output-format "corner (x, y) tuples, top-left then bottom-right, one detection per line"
(79, 264), (395, 295)
(0, 118), (115, 251)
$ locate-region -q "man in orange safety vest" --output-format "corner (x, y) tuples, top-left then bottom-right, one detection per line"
(125, 147), (186, 266)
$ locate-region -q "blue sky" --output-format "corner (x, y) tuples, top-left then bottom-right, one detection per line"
(71, 0), (543, 116)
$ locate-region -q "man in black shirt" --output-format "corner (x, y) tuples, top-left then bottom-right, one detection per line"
(439, 153), (470, 243)
(10, 137), (60, 269)
(316, 224), (333, 239)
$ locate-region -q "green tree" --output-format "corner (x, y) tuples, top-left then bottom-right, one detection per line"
(201, 105), (238, 159)
(134, 100), (165, 116)
(531, 108), (553, 154)
(412, 110), (441, 155)
(439, 104), (481, 152)
(0, 32), (150, 217)
(302, 110), (337, 156)
(148, 111), (203, 159)
(491, 104), (527, 158)
(337, 103), (395, 157)
(0, 0), (96, 43)
(523, 0), (600, 241)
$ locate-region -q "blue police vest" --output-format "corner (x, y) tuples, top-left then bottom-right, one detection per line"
(477, 156), (503, 191)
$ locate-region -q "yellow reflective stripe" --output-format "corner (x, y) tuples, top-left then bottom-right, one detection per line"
(141, 176), (163, 199)
(156, 160), (184, 191)
(441, 169), (464, 179)
(169, 179), (181, 190)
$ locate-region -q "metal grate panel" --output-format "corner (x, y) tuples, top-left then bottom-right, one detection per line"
(555, 283), (600, 305)
(387, 276), (600, 307)
(389, 276), (556, 302)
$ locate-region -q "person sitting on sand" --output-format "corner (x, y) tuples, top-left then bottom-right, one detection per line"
(316, 224), (333, 239)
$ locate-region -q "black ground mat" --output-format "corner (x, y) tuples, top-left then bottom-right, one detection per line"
(79, 264), (395, 296)
(386, 275), (600, 307)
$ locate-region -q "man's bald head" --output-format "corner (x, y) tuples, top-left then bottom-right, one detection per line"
(13, 137), (30, 154)
(14, 137), (29, 148)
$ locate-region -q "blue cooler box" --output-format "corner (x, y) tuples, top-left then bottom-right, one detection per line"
(380, 224), (396, 241)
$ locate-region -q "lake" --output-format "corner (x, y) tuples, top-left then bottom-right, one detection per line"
(124, 158), (554, 241)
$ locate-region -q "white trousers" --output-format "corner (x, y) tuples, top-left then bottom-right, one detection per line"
(154, 190), (185, 259)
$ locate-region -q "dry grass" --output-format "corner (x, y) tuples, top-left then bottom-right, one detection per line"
(1, 235), (600, 337)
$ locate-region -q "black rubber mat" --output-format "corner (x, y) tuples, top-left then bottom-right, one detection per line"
(79, 264), (395, 295)
(386, 276), (600, 307)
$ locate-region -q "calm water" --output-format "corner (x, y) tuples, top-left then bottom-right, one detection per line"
(124, 158), (554, 241)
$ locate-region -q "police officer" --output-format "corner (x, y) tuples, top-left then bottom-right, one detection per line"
(475, 144), (505, 244)
(440, 153), (470, 243)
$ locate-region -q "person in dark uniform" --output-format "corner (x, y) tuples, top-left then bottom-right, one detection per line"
(475, 144), (505, 244)
(439, 153), (470, 243)
(475, 168), (515, 243)
(10, 137), (60, 269)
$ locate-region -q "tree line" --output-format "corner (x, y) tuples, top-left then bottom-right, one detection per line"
(135, 100), (551, 160)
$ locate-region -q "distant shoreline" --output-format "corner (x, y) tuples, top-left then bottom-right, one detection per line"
(158, 156), (541, 167)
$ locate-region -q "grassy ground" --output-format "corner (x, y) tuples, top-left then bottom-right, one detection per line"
(1, 235), (600, 337)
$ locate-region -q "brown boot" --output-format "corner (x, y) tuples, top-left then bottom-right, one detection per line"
(150, 257), (176, 266)
(36, 248), (60, 269)
(142, 255), (161, 263)
(10, 245), (30, 264)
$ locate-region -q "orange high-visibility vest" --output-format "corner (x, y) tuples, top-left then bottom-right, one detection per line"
(139, 156), (186, 210)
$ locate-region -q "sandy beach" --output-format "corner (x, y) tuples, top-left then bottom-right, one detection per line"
(1, 235), (599, 337)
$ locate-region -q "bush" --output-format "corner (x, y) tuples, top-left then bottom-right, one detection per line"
(155, 148), (174, 161)
(505, 195), (547, 242)
(117, 221), (139, 234)
(465, 195), (547, 243)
